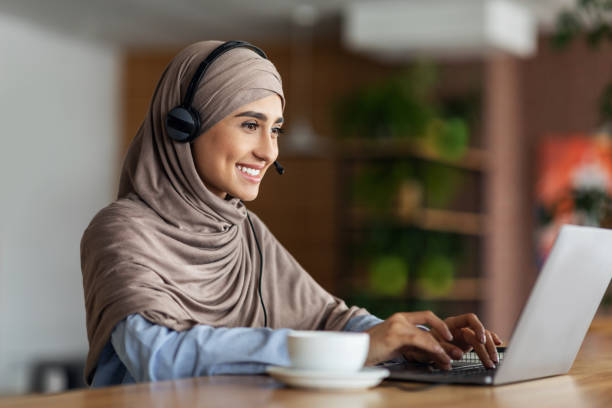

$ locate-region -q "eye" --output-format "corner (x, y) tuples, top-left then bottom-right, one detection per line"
(241, 121), (258, 131)
(272, 127), (284, 137)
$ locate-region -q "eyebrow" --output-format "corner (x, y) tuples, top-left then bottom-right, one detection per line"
(234, 111), (283, 124)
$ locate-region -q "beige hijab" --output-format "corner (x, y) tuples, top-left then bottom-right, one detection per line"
(80, 41), (366, 384)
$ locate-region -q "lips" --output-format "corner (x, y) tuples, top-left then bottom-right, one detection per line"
(236, 164), (262, 176)
(236, 164), (263, 183)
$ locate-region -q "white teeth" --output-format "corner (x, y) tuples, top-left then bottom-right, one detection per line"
(237, 165), (261, 176)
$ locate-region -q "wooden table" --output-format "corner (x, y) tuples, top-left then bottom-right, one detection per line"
(2, 320), (612, 408)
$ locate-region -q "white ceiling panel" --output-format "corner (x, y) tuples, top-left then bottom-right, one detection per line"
(0, 0), (576, 47)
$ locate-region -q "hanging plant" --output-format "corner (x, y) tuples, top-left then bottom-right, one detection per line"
(552, 0), (612, 50)
(553, 0), (612, 122)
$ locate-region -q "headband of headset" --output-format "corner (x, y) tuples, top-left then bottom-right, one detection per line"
(165, 41), (267, 144)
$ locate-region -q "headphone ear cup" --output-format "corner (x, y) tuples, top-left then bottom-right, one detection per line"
(165, 106), (200, 143)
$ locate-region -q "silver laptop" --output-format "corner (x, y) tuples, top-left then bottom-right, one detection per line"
(386, 225), (612, 385)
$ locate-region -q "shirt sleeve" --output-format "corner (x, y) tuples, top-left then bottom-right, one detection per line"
(109, 313), (384, 383)
(110, 314), (292, 382)
(342, 314), (383, 332)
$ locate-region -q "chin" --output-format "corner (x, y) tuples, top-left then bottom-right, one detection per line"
(233, 189), (259, 202)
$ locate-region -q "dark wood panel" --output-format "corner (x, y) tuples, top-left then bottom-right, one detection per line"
(247, 157), (338, 292)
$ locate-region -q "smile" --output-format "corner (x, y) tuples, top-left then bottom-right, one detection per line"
(236, 164), (263, 183)
(236, 164), (261, 176)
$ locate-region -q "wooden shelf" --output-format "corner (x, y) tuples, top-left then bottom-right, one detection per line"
(350, 207), (485, 236)
(345, 278), (483, 302)
(415, 278), (482, 301)
(418, 208), (484, 236)
(336, 138), (487, 171)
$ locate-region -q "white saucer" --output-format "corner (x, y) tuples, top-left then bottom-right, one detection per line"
(266, 366), (389, 390)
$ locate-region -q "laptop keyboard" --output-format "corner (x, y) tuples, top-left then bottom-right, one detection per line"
(434, 365), (495, 377)
(454, 348), (505, 365)
(384, 348), (504, 381)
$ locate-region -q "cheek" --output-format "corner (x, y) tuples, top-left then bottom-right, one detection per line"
(223, 137), (255, 162)
(196, 135), (232, 165)
(192, 139), (223, 181)
(194, 128), (257, 174)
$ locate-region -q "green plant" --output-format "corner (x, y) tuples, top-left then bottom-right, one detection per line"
(352, 161), (416, 211)
(425, 118), (470, 160)
(552, 0), (612, 49)
(334, 61), (474, 160)
(334, 64), (437, 139)
(352, 160), (466, 213)
(422, 162), (465, 208)
(368, 255), (409, 296)
(415, 232), (464, 296)
(417, 254), (455, 297)
(357, 224), (424, 263)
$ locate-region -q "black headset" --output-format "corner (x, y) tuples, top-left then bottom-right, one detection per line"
(165, 40), (284, 175)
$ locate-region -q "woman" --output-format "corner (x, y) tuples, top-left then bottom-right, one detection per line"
(81, 40), (502, 387)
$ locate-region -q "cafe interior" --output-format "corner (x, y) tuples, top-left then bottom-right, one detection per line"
(1, 0), (611, 405)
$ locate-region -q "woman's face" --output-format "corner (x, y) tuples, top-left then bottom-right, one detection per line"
(191, 94), (283, 201)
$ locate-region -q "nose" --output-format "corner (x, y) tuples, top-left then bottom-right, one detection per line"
(253, 128), (278, 164)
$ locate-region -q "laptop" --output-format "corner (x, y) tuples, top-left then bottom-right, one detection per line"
(385, 224), (612, 385)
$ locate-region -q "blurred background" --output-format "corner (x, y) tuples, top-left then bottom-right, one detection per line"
(1, 0), (612, 396)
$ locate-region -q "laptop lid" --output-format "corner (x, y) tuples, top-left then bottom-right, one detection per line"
(494, 225), (612, 385)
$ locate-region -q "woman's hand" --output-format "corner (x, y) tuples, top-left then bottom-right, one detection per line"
(364, 311), (454, 368)
(365, 312), (503, 370)
(437, 314), (503, 368)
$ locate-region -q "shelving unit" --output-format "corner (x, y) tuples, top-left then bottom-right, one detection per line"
(335, 137), (487, 319)
(337, 139), (487, 171)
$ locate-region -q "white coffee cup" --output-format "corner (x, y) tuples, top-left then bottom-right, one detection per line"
(287, 330), (369, 372)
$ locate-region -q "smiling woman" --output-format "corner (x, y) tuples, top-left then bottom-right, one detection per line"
(80, 40), (500, 388)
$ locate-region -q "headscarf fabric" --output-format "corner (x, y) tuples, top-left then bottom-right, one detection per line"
(80, 41), (366, 384)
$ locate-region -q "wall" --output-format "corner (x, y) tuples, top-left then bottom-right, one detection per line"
(0, 14), (119, 393)
(523, 36), (612, 142)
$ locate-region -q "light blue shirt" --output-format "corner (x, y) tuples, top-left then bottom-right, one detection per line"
(91, 313), (383, 387)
